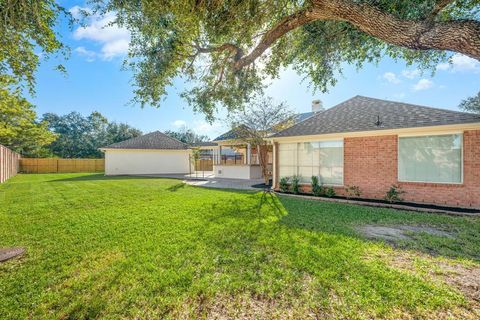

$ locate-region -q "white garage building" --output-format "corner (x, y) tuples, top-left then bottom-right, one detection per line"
(100, 131), (192, 175)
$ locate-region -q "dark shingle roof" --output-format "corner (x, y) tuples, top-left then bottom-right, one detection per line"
(295, 111), (315, 122)
(273, 96), (480, 138)
(102, 131), (188, 150)
(213, 125), (249, 141)
(189, 141), (218, 147)
(213, 112), (319, 141)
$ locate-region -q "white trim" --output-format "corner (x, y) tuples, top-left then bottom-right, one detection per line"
(397, 132), (464, 185)
(397, 130), (463, 137)
(271, 122), (480, 143)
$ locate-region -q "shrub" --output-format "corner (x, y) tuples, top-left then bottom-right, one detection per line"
(385, 185), (405, 203)
(311, 176), (324, 197)
(279, 177), (289, 193)
(325, 186), (336, 197)
(291, 175), (301, 194)
(345, 185), (361, 199)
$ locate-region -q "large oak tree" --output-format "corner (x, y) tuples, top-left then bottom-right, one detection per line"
(91, 0), (480, 120)
(0, 0), (66, 92)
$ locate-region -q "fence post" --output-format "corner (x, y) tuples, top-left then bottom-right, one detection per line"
(0, 145), (20, 183)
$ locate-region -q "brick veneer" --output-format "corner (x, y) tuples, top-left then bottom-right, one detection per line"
(275, 130), (480, 208)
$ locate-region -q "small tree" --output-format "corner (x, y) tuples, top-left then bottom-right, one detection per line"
(229, 95), (294, 186)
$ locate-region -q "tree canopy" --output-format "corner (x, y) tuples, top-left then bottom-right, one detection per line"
(164, 127), (210, 144)
(0, 0), (66, 92)
(42, 111), (142, 158)
(90, 0), (480, 120)
(0, 77), (56, 157)
(459, 91), (480, 114)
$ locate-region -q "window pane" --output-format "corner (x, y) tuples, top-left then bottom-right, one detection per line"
(279, 143), (297, 178)
(279, 166), (296, 178)
(398, 134), (462, 183)
(298, 166), (313, 182)
(318, 141), (343, 185)
(278, 141), (343, 185)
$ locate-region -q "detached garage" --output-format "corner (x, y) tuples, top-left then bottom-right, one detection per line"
(100, 131), (192, 175)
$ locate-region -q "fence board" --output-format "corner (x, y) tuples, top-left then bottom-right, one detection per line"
(194, 159), (213, 171)
(0, 145), (20, 183)
(19, 158), (104, 173)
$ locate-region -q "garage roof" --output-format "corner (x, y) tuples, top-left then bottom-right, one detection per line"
(102, 131), (188, 150)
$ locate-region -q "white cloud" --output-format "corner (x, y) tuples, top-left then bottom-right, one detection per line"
(193, 120), (224, 137)
(69, 5), (91, 19)
(436, 53), (480, 73)
(382, 72), (401, 84)
(74, 46), (97, 62)
(172, 120), (187, 128)
(450, 54), (480, 72)
(71, 8), (130, 60)
(436, 63), (450, 71)
(170, 119), (224, 139)
(413, 79), (434, 91)
(393, 92), (406, 100)
(401, 69), (420, 79)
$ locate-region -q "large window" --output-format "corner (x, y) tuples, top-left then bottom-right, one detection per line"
(398, 134), (463, 184)
(278, 140), (343, 185)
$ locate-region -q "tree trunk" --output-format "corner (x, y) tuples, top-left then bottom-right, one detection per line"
(257, 144), (271, 187)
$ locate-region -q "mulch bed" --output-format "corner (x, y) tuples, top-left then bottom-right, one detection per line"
(275, 191), (480, 216)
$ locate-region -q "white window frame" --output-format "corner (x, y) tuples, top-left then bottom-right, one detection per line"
(397, 132), (464, 185)
(278, 139), (344, 187)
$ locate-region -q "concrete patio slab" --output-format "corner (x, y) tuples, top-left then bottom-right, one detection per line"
(139, 172), (265, 190)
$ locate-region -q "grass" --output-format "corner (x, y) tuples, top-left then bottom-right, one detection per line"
(0, 173), (479, 319)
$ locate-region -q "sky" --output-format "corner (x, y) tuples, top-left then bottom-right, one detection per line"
(30, 0), (480, 139)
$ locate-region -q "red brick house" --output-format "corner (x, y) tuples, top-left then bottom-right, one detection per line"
(271, 96), (480, 208)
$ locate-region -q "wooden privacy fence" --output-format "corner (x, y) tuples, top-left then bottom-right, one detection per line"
(20, 158), (104, 174)
(0, 145), (20, 183)
(194, 159), (213, 171)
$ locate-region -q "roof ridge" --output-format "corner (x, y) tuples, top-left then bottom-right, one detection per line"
(101, 130), (189, 149)
(271, 95), (480, 138)
(155, 130), (188, 147)
(355, 95), (477, 116)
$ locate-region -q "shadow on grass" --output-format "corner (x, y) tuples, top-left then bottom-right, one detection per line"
(167, 183), (186, 192)
(275, 194), (480, 262)
(48, 174), (173, 182)
(184, 192), (474, 318)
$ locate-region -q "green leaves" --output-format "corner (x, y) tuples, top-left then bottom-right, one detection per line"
(0, 0), (67, 92)
(459, 91), (480, 114)
(90, 0), (478, 119)
(42, 111), (142, 158)
(0, 77), (57, 156)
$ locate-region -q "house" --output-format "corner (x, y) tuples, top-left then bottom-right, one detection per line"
(270, 95), (480, 208)
(210, 102), (323, 179)
(100, 131), (192, 175)
(100, 95), (480, 208)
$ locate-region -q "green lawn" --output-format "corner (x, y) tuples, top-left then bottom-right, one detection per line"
(1, 174), (479, 319)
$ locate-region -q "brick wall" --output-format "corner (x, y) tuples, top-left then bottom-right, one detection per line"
(274, 130), (480, 208)
(396, 130), (480, 208)
(344, 135), (398, 199)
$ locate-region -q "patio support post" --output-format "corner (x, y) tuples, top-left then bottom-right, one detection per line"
(247, 144), (251, 165)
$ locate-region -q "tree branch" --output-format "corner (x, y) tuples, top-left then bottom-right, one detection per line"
(318, 0), (480, 59)
(429, 0), (455, 20)
(197, 0), (480, 71)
